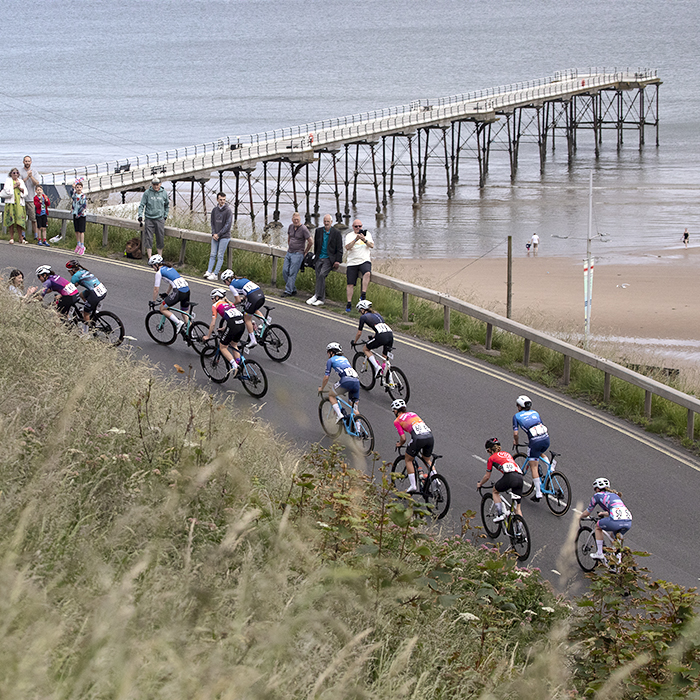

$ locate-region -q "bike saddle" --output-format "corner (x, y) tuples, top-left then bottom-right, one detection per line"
(188, 302), (199, 309)
(511, 494), (522, 501)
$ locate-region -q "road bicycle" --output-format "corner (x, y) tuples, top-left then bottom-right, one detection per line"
(244, 304), (292, 362)
(65, 298), (125, 346)
(511, 448), (572, 516)
(318, 391), (375, 456)
(351, 339), (410, 403)
(479, 484), (531, 561)
(576, 514), (633, 572)
(392, 445), (451, 520)
(199, 334), (268, 398)
(145, 300), (209, 354)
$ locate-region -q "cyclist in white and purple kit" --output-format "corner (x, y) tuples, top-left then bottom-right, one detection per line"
(318, 342), (360, 423)
(579, 477), (632, 560)
(220, 269), (265, 350)
(512, 394), (550, 503)
(35, 265), (79, 316)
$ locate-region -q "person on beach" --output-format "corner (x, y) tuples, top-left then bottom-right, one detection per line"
(307, 214), (343, 307)
(282, 211), (311, 297)
(344, 218), (374, 312)
(682, 228), (689, 248)
(21, 156), (40, 240)
(204, 192), (233, 281)
(530, 233), (540, 255)
(34, 185), (51, 246)
(71, 179), (87, 255)
(138, 177), (169, 260)
(2, 168), (28, 244)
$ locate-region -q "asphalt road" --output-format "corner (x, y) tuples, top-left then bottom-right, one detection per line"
(4, 243), (699, 595)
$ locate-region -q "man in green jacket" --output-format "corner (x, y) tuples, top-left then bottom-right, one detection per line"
(138, 177), (169, 259)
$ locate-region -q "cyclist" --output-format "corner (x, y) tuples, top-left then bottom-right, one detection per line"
(318, 342), (360, 423)
(65, 260), (107, 330)
(476, 437), (523, 520)
(220, 269), (264, 350)
(148, 254), (190, 335)
(202, 288), (245, 376)
(392, 398), (434, 493)
(512, 394), (550, 503)
(352, 299), (393, 376)
(35, 265), (80, 316)
(579, 478), (632, 560)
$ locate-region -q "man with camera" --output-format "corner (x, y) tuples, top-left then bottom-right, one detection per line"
(307, 214), (343, 307)
(344, 219), (374, 312)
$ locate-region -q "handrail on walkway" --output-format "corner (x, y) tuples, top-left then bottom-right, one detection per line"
(2, 204), (696, 440)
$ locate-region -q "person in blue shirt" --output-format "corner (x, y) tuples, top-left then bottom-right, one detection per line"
(65, 259), (107, 327)
(148, 254), (190, 335)
(579, 478), (632, 560)
(318, 342), (360, 422)
(220, 268), (265, 349)
(512, 394), (550, 502)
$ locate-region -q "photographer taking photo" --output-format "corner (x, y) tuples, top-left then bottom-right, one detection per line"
(344, 218), (374, 312)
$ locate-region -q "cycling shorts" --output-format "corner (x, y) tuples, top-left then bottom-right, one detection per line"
(243, 289), (265, 315)
(526, 435), (550, 461)
(598, 517), (631, 536)
(221, 319), (245, 346)
(406, 434), (434, 459)
(82, 288), (106, 315)
(163, 288), (190, 311)
(56, 294), (79, 315)
(346, 260), (371, 285)
(334, 377), (360, 402)
(495, 472), (523, 496)
(366, 331), (393, 355)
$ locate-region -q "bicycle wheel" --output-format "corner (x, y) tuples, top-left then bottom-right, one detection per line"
(351, 413), (375, 456)
(513, 451), (535, 496)
(385, 366), (410, 403)
(508, 515), (531, 562)
(318, 398), (343, 437)
(424, 473), (450, 520)
(239, 359), (268, 398)
(352, 352), (376, 391)
(145, 310), (177, 345)
(188, 321), (210, 355)
(545, 470), (571, 516)
(480, 492), (502, 538)
(575, 525), (599, 571)
(200, 346), (231, 383)
(92, 310), (125, 346)
(262, 323), (292, 362)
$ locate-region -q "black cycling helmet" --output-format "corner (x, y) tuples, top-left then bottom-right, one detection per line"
(66, 259), (82, 271)
(484, 437), (501, 451)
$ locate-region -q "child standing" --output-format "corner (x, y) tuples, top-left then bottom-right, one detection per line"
(71, 179), (87, 255)
(34, 185), (51, 246)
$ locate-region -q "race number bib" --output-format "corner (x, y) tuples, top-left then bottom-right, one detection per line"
(224, 308), (242, 320)
(171, 276), (187, 289)
(375, 322), (391, 334)
(63, 283), (77, 294)
(242, 281), (259, 294)
(610, 506), (632, 521)
(529, 423), (548, 438)
(93, 283), (107, 297)
(413, 421), (431, 435)
(342, 368), (358, 379)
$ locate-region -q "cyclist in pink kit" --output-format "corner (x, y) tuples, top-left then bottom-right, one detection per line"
(579, 478), (632, 560)
(392, 399), (434, 493)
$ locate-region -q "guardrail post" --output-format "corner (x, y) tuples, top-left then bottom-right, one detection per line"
(443, 305), (450, 333)
(687, 409), (695, 440)
(485, 323), (493, 350)
(178, 239), (187, 266)
(271, 254), (279, 285)
(102, 223), (109, 247)
(604, 372), (611, 402)
(563, 355), (571, 385)
(644, 390), (652, 418)
(226, 244), (233, 271)
(523, 339), (531, 367)
(402, 292), (408, 322)
(60, 219), (68, 239)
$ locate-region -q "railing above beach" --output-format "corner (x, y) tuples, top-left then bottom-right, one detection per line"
(3, 203), (697, 440)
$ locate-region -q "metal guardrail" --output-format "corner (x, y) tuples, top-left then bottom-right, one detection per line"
(42, 68), (660, 194)
(2, 204), (696, 440)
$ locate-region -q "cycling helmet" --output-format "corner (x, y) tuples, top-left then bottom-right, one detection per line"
(484, 437), (501, 451)
(391, 398), (407, 412)
(36, 265), (52, 277)
(593, 477), (610, 491)
(148, 254), (163, 267)
(326, 342), (342, 355)
(210, 287), (227, 301)
(220, 269), (235, 283)
(356, 299), (372, 311)
(65, 259), (81, 271)
(516, 394), (532, 410)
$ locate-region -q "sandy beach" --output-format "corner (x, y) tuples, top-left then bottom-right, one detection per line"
(375, 246), (700, 368)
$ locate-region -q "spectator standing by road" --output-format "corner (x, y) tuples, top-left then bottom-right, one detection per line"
(21, 156), (40, 240)
(307, 214), (342, 307)
(2, 168), (28, 244)
(71, 179), (87, 255)
(204, 192), (233, 280)
(344, 218), (374, 312)
(282, 211), (311, 297)
(34, 185), (51, 246)
(138, 177), (169, 260)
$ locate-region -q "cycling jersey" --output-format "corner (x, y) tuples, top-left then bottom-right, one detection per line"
(155, 266), (189, 292)
(71, 270), (107, 297)
(228, 278), (260, 298)
(587, 492), (632, 521)
(486, 450), (523, 475)
(41, 275), (79, 298)
(212, 299), (243, 322)
(325, 355), (358, 381)
(513, 409), (549, 441)
(394, 412), (432, 439)
(358, 312), (392, 335)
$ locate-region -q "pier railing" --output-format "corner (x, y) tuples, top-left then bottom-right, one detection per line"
(3, 203), (697, 440)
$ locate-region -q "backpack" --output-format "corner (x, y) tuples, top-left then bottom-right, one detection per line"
(125, 237), (142, 259)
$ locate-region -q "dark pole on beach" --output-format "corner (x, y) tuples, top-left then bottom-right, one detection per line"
(507, 235), (513, 318)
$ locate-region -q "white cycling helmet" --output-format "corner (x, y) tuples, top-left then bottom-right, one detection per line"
(516, 394), (532, 410)
(220, 269), (235, 283)
(391, 398), (407, 412)
(356, 299), (372, 311)
(210, 288), (227, 301)
(593, 477), (610, 491)
(148, 254), (163, 267)
(326, 342), (342, 355)
(36, 265), (53, 277)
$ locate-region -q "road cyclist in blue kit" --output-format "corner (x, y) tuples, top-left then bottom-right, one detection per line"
(512, 394), (550, 503)
(65, 259), (107, 331)
(318, 342), (360, 423)
(148, 254), (190, 336)
(578, 478), (633, 560)
(220, 269), (264, 350)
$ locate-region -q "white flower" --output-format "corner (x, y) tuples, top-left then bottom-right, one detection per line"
(522, 609), (537, 616)
(317, 522), (331, 529)
(107, 428), (126, 434)
(541, 606), (555, 613)
(457, 612), (479, 622)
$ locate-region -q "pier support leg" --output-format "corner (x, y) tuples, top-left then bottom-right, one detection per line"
(315, 151), (322, 218)
(304, 162), (311, 224)
(247, 171), (255, 226)
(273, 161), (281, 222)
(639, 87), (646, 149)
(442, 127), (451, 198)
(408, 135), (418, 207)
(381, 136), (388, 206)
(332, 152), (342, 224)
(234, 170), (240, 223)
(351, 144), (359, 206)
(420, 129), (430, 194)
(388, 136), (396, 196)
(291, 163), (299, 213)
(263, 161), (269, 223)
(371, 143), (381, 215)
